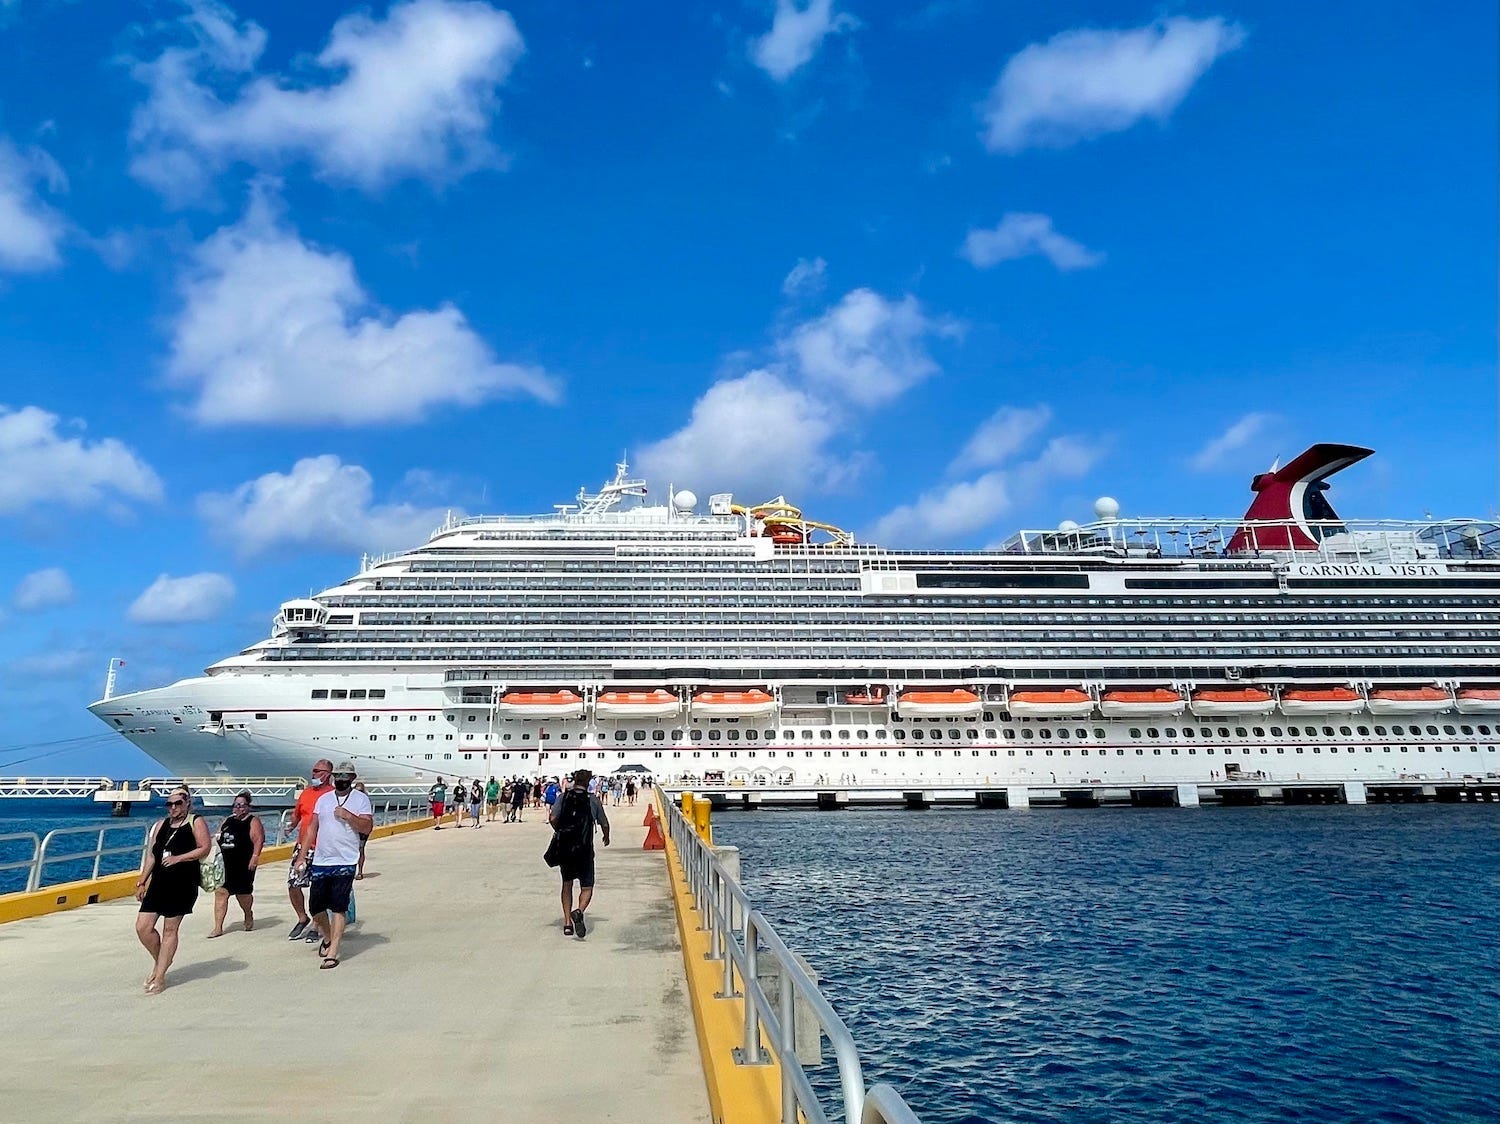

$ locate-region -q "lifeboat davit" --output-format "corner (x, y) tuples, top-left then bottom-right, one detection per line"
(1454, 687), (1500, 714)
(692, 690), (779, 718)
(1280, 687), (1363, 716)
(1189, 687), (1276, 717)
(595, 690), (681, 720)
(1007, 688), (1094, 718)
(896, 689), (982, 718)
(1099, 688), (1185, 718)
(496, 690), (585, 718)
(1366, 686), (1453, 715)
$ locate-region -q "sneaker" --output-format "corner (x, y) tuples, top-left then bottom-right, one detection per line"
(287, 920), (309, 941)
(571, 908), (586, 940)
(304, 929), (322, 943)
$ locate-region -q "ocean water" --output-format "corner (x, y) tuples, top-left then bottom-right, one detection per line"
(0, 800), (189, 894)
(714, 805), (1500, 1124)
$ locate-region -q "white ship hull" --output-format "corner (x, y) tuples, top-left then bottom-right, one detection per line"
(90, 671), (1500, 793)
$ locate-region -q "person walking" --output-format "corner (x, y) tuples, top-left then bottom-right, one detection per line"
(353, 781), (370, 879)
(469, 780), (484, 828)
(485, 777), (501, 822)
(452, 779), (467, 828)
(548, 770), (610, 939)
(429, 776), (447, 830)
(208, 790), (263, 938)
(134, 785), (212, 994)
(296, 762), (373, 969)
(288, 760), (332, 942)
(509, 776), (527, 823)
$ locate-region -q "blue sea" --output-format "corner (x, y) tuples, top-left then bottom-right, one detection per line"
(714, 805), (1500, 1124)
(0, 800), (188, 893)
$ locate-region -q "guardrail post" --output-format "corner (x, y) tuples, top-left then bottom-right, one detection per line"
(780, 968), (797, 1124)
(738, 913), (765, 1064)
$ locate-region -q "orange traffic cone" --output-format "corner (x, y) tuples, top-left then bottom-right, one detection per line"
(642, 816), (665, 851)
(642, 804), (657, 828)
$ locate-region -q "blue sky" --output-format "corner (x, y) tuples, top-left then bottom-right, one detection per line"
(0, 0), (1494, 778)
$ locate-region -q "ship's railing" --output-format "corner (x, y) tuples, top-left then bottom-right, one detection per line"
(999, 517), (1499, 560)
(0, 777), (115, 799)
(662, 795), (921, 1124)
(0, 799), (430, 894)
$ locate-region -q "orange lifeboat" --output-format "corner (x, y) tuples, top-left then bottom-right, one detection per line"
(1366, 686), (1452, 716)
(1454, 687), (1500, 715)
(896, 689), (982, 717)
(595, 690), (681, 720)
(1099, 688), (1185, 717)
(764, 522), (806, 545)
(1007, 688), (1094, 718)
(1189, 687), (1276, 717)
(1280, 686), (1363, 715)
(844, 688), (888, 706)
(691, 690), (779, 717)
(496, 690), (585, 718)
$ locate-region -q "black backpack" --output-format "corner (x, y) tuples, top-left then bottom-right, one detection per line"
(552, 790), (594, 852)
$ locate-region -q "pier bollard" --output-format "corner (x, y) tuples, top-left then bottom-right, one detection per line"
(691, 796), (713, 844)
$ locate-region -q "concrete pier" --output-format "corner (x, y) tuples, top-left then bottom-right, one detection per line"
(0, 806), (709, 1122)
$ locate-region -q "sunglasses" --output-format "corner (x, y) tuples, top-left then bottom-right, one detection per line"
(167, 799), (186, 807)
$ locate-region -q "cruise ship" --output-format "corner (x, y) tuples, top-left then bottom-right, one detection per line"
(90, 444), (1500, 792)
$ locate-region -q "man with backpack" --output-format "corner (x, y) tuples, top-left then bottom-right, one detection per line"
(547, 769), (610, 939)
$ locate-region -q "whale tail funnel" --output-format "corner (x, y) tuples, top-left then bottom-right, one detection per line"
(1227, 444), (1373, 554)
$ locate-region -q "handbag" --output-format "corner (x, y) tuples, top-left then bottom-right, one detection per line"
(194, 816), (226, 892)
(543, 832), (563, 868)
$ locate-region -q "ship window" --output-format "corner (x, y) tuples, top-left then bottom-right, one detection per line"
(255, 713), (266, 720)
(1146, 727), (1159, 738)
(1481, 725), (1492, 735)
(1218, 727), (1231, 738)
(1270, 726), (1283, 736)
(614, 731), (627, 742)
(1461, 725), (1473, 735)
(352, 716), (360, 723)
(350, 689), (366, 700)
(634, 730), (647, 741)
(708, 730), (721, 741)
(369, 689), (385, 699)
(1252, 727), (1265, 737)
(1128, 728), (1141, 739)
(312, 690), (328, 700)
(747, 730), (759, 740)
(1322, 726), (1334, 737)
(965, 729), (978, 739)
(462, 734), (470, 741)
(1003, 729), (1016, 740)
(912, 729), (924, 740)
(894, 730), (905, 740)
(690, 731), (703, 742)
(427, 734), (434, 741)
(653, 730), (665, 741)
(408, 734), (415, 740)
(801, 730), (813, 740)
(1442, 725), (1456, 735)
(1039, 729), (1052, 740)
(820, 730), (833, 740)
(876, 728), (888, 738)
(1093, 728), (1106, 739)
(423, 753), (432, 760)
(1338, 726), (1351, 736)
(1358, 726), (1371, 735)
(856, 729), (868, 740)
(445, 735), (453, 741)
(1164, 728), (1177, 739)
(727, 731), (739, 741)
(370, 735), (377, 741)
(332, 690), (348, 700)
(467, 715), (476, 722)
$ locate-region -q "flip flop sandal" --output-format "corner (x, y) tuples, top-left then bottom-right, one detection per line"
(562, 925), (573, 936)
(319, 957), (340, 969)
(318, 939), (331, 957)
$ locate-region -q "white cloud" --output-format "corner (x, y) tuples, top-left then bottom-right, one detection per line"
(1190, 412), (1276, 471)
(781, 256), (827, 298)
(0, 138), (67, 272)
(13, 568), (75, 612)
(198, 454), (458, 557)
(0, 406), (163, 516)
(127, 573), (236, 624)
(783, 288), (955, 404)
(8, 648), (93, 678)
(636, 369), (851, 498)
(981, 17), (1245, 153)
(750, 0), (855, 81)
(961, 213), (1103, 271)
(950, 404), (1051, 472)
(640, 286), (953, 498)
(167, 192), (556, 426)
(871, 432), (1101, 545)
(129, 0), (525, 197)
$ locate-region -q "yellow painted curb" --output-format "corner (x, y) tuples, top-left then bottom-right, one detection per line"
(0, 815), (432, 926)
(660, 793), (784, 1124)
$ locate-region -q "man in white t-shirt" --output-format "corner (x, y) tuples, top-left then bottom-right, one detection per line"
(297, 761), (373, 969)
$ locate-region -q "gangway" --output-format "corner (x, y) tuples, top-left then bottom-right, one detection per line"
(0, 776), (434, 806)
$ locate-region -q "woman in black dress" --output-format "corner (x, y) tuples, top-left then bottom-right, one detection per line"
(208, 790), (264, 938)
(134, 785), (212, 994)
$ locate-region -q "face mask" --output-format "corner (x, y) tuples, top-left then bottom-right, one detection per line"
(311, 774), (328, 786)
(334, 778), (352, 793)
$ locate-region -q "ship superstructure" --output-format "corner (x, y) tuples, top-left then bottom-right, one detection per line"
(90, 448), (1500, 789)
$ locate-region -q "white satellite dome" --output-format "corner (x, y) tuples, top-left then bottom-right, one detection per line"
(1057, 519), (1081, 533)
(673, 490), (697, 511)
(1094, 497), (1120, 520)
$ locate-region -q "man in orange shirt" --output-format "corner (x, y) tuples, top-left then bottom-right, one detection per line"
(286, 759), (332, 941)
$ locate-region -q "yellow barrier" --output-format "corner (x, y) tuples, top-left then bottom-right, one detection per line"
(659, 791), (781, 1123)
(0, 813), (433, 926)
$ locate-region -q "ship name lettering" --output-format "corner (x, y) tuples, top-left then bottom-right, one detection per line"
(1289, 562), (1442, 578)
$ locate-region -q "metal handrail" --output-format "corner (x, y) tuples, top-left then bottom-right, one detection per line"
(3, 801), (429, 894)
(661, 796), (921, 1124)
(29, 823), (151, 892)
